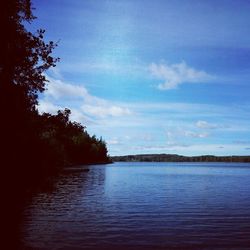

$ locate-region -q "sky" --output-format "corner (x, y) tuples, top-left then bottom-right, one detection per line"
(31, 0), (250, 156)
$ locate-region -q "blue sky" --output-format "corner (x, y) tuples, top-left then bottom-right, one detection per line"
(31, 0), (250, 156)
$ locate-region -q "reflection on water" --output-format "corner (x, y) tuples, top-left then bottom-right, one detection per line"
(20, 162), (250, 249)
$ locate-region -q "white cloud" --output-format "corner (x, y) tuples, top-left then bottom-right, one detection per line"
(38, 99), (62, 114)
(196, 120), (218, 129)
(81, 104), (132, 118)
(45, 76), (89, 100)
(107, 138), (120, 145)
(165, 127), (210, 142)
(38, 99), (95, 125)
(132, 143), (189, 152)
(149, 61), (213, 90)
(183, 131), (209, 138)
(39, 75), (133, 122)
(69, 108), (96, 125)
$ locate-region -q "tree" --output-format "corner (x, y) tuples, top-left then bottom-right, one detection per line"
(0, 0), (59, 109)
(0, 0), (110, 190)
(0, 0), (59, 186)
(0, 0), (59, 151)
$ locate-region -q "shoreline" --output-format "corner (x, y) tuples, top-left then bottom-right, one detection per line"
(112, 154), (250, 163)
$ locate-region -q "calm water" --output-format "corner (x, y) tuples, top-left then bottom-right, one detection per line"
(20, 162), (250, 249)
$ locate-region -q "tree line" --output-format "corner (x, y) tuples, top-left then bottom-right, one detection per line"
(112, 154), (250, 163)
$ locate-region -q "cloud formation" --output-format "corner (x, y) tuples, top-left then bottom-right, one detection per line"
(183, 131), (209, 138)
(127, 143), (244, 156)
(196, 120), (218, 129)
(149, 61), (213, 90)
(38, 75), (132, 122)
(107, 138), (120, 145)
(37, 71), (250, 156)
(81, 104), (131, 118)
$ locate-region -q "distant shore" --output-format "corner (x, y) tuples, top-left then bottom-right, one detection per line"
(112, 154), (250, 163)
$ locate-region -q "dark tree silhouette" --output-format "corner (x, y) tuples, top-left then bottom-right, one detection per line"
(0, 0), (59, 186)
(0, 0), (110, 192)
(0, 1), (58, 100)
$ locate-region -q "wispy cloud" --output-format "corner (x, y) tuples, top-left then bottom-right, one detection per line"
(37, 72), (250, 156)
(196, 120), (219, 129)
(106, 138), (121, 145)
(233, 140), (250, 145)
(149, 61), (213, 90)
(38, 99), (62, 114)
(183, 131), (209, 138)
(38, 75), (133, 123)
(132, 143), (189, 152)
(81, 104), (131, 118)
(61, 59), (147, 77)
(125, 143), (247, 156)
(45, 77), (89, 100)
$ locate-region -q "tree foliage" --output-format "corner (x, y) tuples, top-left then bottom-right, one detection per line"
(0, 0), (110, 191)
(0, 1), (59, 108)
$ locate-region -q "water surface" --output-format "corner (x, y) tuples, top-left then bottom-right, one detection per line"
(20, 162), (250, 249)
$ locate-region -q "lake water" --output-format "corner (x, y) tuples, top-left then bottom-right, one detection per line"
(20, 162), (250, 249)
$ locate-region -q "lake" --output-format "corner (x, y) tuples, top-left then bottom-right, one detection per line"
(20, 162), (250, 249)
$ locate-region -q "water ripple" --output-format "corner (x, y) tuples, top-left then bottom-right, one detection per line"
(20, 162), (250, 249)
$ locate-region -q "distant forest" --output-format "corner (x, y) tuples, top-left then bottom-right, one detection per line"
(1, 0), (111, 193)
(112, 154), (250, 163)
